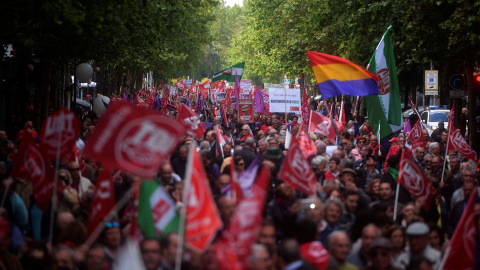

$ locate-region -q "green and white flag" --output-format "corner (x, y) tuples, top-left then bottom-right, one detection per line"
(137, 180), (180, 237)
(365, 26), (403, 139)
(211, 62), (245, 82)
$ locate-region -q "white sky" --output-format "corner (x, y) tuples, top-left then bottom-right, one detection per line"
(224, 0), (243, 7)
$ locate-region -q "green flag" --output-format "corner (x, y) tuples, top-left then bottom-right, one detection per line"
(365, 26), (403, 139)
(211, 62), (245, 82)
(137, 180), (180, 237)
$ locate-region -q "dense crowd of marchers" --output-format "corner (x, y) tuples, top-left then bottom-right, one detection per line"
(0, 93), (478, 270)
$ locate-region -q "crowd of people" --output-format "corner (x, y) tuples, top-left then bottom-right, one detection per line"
(0, 98), (479, 270)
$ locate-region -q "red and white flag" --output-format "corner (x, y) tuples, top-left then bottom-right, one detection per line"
(146, 90), (155, 108)
(11, 134), (58, 211)
(299, 241), (330, 270)
(407, 120), (426, 149)
(84, 101), (185, 178)
(441, 189), (476, 270)
(297, 125), (316, 158)
(334, 120), (345, 132)
(39, 108), (80, 159)
(184, 145), (222, 251)
(111, 94), (118, 103)
(177, 104), (206, 140)
(213, 165), (271, 270)
(301, 88), (310, 130)
(278, 134), (316, 195)
(215, 126), (226, 158)
(398, 150), (435, 211)
(136, 92), (148, 107)
(308, 111), (337, 142)
(447, 102), (478, 162)
(339, 99), (345, 124)
(160, 91), (169, 116)
(262, 90), (270, 115)
(87, 168), (116, 237)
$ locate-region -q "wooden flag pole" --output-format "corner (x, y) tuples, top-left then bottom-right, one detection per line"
(393, 182), (400, 222)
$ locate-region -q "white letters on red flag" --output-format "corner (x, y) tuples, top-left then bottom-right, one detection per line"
(398, 151), (435, 211)
(278, 134), (316, 195)
(146, 91), (154, 107)
(11, 134), (57, 211)
(84, 101), (185, 178)
(184, 145), (222, 251)
(111, 94), (118, 103)
(334, 120), (345, 132)
(87, 167), (116, 237)
(447, 102), (478, 162)
(39, 108), (79, 159)
(308, 111), (337, 142)
(407, 120), (426, 149)
(213, 165), (271, 270)
(177, 104), (206, 140)
(301, 88), (310, 130)
(262, 90), (270, 115)
(441, 190), (476, 270)
(299, 241), (330, 270)
(297, 125), (316, 158)
(160, 91), (169, 116)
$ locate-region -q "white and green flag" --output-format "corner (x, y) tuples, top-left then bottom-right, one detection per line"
(137, 180), (179, 237)
(211, 62), (245, 82)
(365, 26), (403, 139)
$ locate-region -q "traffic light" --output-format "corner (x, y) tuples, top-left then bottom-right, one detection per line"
(474, 67), (480, 84)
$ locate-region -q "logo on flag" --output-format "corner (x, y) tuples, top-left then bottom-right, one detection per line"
(177, 104), (206, 140)
(39, 108), (79, 159)
(398, 154), (434, 211)
(308, 111), (337, 142)
(377, 68), (391, 95)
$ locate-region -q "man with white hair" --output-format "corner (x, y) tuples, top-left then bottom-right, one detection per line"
(311, 155), (327, 184)
(428, 142), (441, 157)
(249, 244), (272, 270)
(326, 231), (355, 270)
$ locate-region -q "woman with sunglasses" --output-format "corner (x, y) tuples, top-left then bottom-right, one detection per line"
(233, 156), (246, 178)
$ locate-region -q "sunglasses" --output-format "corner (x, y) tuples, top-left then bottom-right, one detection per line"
(106, 221), (119, 228)
(242, 129), (249, 131)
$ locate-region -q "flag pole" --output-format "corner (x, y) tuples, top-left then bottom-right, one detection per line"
(441, 101), (454, 183)
(308, 110), (313, 133)
(284, 84), (287, 123)
(49, 111), (64, 244)
(393, 183), (400, 222)
(175, 143), (196, 270)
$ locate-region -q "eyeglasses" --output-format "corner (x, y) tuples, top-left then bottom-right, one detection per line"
(358, 141), (365, 144)
(425, 160), (432, 163)
(106, 221), (119, 228)
(242, 129), (249, 131)
(69, 168), (80, 171)
(237, 163), (245, 166)
(371, 250), (389, 258)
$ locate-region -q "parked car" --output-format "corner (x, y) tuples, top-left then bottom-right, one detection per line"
(421, 109), (450, 135)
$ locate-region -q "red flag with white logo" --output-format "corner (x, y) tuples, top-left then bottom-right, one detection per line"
(262, 90), (270, 115)
(87, 167), (116, 237)
(297, 125), (316, 157)
(308, 111), (337, 142)
(407, 120), (426, 149)
(299, 241), (330, 270)
(136, 92), (148, 107)
(334, 120), (345, 132)
(447, 102), (478, 162)
(278, 134), (316, 195)
(146, 90), (154, 108)
(398, 150), (435, 211)
(177, 104), (206, 140)
(184, 145), (222, 251)
(11, 134), (57, 211)
(301, 88), (310, 130)
(160, 91), (169, 116)
(441, 189), (476, 270)
(111, 94), (118, 103)
(213, 165), (271, 270)
(39, 108), (80, 160)
(83, 101), (185, 178)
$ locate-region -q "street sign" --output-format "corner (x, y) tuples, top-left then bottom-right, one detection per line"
(425, 70), (438, 95)
(295, 83), (300, 89)
(449, 74), (465, 90)
(284, 79), (291, 85)
(449, 89), (465, 99)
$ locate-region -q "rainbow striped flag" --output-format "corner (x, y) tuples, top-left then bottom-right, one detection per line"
(306, 51), (379, 99)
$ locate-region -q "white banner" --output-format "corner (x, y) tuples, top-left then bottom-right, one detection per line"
(268, 88), (301, 113)
(240, 80), (252, 99)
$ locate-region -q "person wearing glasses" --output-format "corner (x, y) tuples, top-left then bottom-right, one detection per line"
(100, 221), (122, 267)
(67, 161), (93, 200)
(349, 137), (366, 162)
(365, 237), (400, 270)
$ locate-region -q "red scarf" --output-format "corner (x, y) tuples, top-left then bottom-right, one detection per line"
(241, 134), (252, 142)
(370, 143), (380, 155)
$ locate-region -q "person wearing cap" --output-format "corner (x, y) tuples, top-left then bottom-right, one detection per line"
(339, 168), (371, 208)
(394, 222), (441, 270)
(364, 237), (402, 270)
(264, 146), (284, 174)
(383, 135), (413, 173)
(388, 137), (398, 146)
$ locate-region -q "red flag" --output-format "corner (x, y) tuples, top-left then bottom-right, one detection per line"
(136, 92), (148, 107)
(308, 111), (337, 142)
(229, 162), (245, 204)
(278, 134), (316, 195)
(11, 134), (57, 211)
(442, 189), (476, 270)
(213, 165), (271, 270)
(160, 91), (169, 116)
(111, 94), (118, 103)
(407, 120), (426, 149)
(39, 108), (80, 159)
(301, 88), (310, 130)
(334, 120), (345, 132)
(215, 126), (226, 158)
(87, 168), (116, 237)
(177, 104), (206, 140)
(398, 151), (435, 211)
(339, 99), (345, 124)
(83, 101), (185, 178)
(447, 102), (478, 162)
(146, 91), (154, 107)
(262, 90), (270, 115)
(299, 241), (330, 270)
(185, 146), (222, 251)
(297, 125), (316, 157)
(226, 86), (233, 107)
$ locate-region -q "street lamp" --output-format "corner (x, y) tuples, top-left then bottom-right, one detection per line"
(72, 63), (93, 109)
